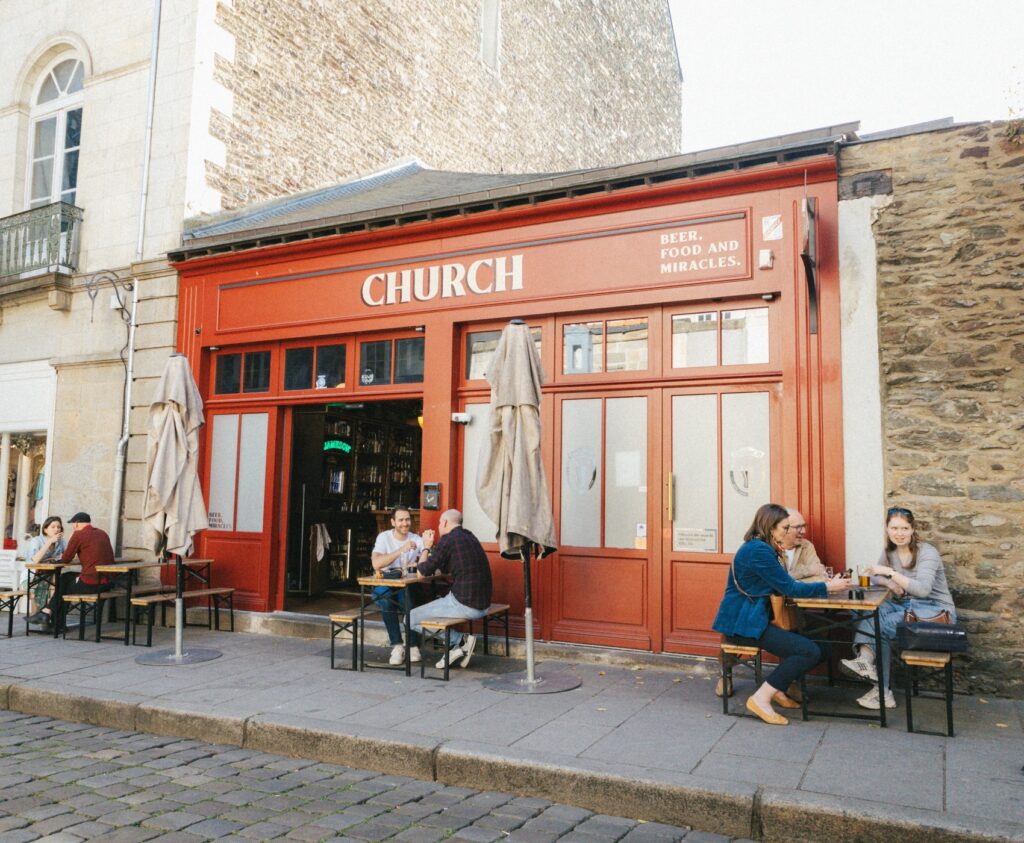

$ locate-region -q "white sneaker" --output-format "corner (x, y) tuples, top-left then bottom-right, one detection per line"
(436, 646), (464, 669)
(460, 635), (478, 668)
(389, 644), (406, 666)
(856, 686), (896, 710)
(409, 646), (421, 664)
(840, 654), (878, 683)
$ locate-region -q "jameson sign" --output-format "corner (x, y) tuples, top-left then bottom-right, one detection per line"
(361, 254), (524, 306)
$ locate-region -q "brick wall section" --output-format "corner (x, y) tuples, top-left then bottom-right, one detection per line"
(208, 0), (681, 208)
(840, 122), (1024, 694)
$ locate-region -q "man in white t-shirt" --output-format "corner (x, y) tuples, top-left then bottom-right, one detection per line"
(371, 507), (425, 665)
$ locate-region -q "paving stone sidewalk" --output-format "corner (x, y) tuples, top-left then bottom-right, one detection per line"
(0, 711), (742, 842)
(2, 623), (1023, 841)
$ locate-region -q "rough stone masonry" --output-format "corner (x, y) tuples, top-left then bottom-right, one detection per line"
(840, 121), (1024, 694)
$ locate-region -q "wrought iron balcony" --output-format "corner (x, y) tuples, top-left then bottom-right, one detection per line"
(0, 202), (83, 281)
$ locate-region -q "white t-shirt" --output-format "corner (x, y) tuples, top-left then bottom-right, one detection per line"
(372, 529), (423, 571)
(784, 548), (796, 571)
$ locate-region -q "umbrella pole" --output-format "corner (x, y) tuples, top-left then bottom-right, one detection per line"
(521, 545), (535, 684)
(174, 553), (184, 659)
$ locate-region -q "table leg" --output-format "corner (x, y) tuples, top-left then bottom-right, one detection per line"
(52, 569), (64, 639)
(403, 587), (412, 677)
(872, 608), (886, 728)
(358, 585), (368, 672)
(123, 573), (135, 645)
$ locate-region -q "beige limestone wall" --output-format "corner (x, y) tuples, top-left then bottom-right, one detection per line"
(209, 0), (682, 208)
(839, 122), (1024, 694)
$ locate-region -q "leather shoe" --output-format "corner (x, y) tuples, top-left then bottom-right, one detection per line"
(714, 676), (733, 698)
(773, 691), (801, 709)
(786, 682), (803, 703)
(745, 697), (788, 725)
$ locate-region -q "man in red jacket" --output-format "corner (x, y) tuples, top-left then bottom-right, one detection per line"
(29, 512), (115, 629)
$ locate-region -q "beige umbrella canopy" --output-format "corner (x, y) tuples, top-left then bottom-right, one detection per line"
(477, 322), (557, 558)
(143, 354), (208, 557)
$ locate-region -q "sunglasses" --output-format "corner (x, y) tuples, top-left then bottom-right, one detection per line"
(887, 506), (913, 518)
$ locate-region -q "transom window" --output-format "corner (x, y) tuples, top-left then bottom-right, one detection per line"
(215, 351), (271, 394)
(563, 318), (649, 375)
(671, 307), (769, 368)
(284, 344), (346, 391)
(29, 57), (85, 209)
(359, 337), (425, 386)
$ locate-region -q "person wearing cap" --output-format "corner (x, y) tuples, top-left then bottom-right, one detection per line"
(28, 512), (116, 630)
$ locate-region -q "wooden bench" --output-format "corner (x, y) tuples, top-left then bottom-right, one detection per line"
(1, 589), (27, 638)
(469, 603), (510, 658)
(63, 590), (129, 642)
(329, 607), (380, 671)
(130, 588), (236, 647)
(419, 604), (512, 681)
(719, 642), (763, 716)
(901, 649), (954, 736)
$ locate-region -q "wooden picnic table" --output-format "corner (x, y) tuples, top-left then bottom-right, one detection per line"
(356, 571), (443, 676)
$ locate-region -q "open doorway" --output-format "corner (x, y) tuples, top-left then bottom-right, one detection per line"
(285, 399), (423, 615)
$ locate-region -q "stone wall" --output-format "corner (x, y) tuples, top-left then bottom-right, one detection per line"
(839, 122), (1024, 694)
(209, 0), (682, 208)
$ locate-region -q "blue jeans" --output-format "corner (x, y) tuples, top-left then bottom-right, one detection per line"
(408, 592), (488, 648)
(727, 625), (830, 693)
(853, 599), (956, 689)
(372, 586), (413, 646)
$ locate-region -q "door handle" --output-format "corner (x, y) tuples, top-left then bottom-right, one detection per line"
(666, 472), (674, 522)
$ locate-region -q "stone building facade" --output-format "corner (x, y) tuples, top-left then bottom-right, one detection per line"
(838, 121), (1024, 694)
(0, 0), (681, 574)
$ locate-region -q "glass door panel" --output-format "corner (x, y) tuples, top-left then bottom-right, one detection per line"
(670, 394), (718, 553)
(722, 392), (770, 553)
(605, 397), (647, 549)
(560, 398), (602, 547)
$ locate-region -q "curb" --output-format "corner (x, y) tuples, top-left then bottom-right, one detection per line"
(2, 682), (1022, 842)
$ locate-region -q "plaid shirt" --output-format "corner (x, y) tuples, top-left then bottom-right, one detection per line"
(417, 526), (492, 610)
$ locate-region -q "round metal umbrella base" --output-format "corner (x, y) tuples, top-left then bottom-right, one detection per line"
(135, 648), (222, 666)
(482, 670), (581, 694)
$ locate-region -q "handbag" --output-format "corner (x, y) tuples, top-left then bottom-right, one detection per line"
(903, 608), (952, 624)
(730, 557), (797, 631)
(896, 620), (968, 653)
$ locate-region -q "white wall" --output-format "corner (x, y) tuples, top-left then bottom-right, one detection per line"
(838, 194), (890, 569)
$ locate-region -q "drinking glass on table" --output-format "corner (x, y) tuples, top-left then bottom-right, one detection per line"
(824, 566), (834, 579)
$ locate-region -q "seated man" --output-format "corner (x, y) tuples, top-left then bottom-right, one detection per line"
(28, 512), (115, 630)
(409, 509), (492, 669)
(781, 509), (827, 582)
(370, 507), (424, 665)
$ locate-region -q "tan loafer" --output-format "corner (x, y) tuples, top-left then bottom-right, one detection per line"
(773, 691), (801, 709)
(786, 682), (803, 703)
(715, 677), (733, 698)
(745, 697), (788, 725)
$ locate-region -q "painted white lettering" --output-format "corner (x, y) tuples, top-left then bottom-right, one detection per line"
(659, 230), (699, 244)
(660, 244), (702, 259)
(493, 254), (523, 292)
(467, 258), (493, 294)
(386, 270), (413, 304)
(362, 273), (386, 306)
(707, 240), (740, 254)
(441, 263), (467, 298)
(413, 266), (439, 301)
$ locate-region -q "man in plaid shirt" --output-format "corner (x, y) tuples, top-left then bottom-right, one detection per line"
(410, 509), (492, 669)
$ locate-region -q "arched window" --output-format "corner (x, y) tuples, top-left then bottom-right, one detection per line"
(28, 57), (84, 208)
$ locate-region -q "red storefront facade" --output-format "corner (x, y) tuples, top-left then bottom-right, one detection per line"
(172, 147), (845, 657)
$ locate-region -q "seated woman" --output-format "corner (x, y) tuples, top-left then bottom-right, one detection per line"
(713, 503), (848, 725)
(840, 506), (956, 710)
(26, 516), (67, 616)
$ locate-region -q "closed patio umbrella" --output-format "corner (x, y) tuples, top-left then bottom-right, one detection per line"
(137, 352), (220, 665)
(478, 320), (579, 693)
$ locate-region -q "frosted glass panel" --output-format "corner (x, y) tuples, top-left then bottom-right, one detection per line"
(463, 403), (497, 542)
(605, 397), (646, 548)
(560, 399), (601, 547)
(722, 308), (769, 365)
(236, 413), (268, 532)
(208, 414), (239, 531)
(671, 313), (717, 367)
(671, 394), (718, 553)
(722, 393), (770, 553)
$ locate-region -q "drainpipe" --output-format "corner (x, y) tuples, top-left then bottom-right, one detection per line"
(108, 0), (161, 551)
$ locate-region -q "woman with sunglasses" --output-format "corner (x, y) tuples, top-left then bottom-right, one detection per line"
(840, 507), (957, 710)
(713, 503), (849, 725)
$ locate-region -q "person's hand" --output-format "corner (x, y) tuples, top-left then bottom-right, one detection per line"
(825, 575), (849, 594)
(421, 529), (435, 549)
(401, 540), (416, 554)
(867, 564), (895, 577)
(882, 577), (905, 596)
(46, 534), (59, 547)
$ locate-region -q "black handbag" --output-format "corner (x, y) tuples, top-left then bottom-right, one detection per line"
(896, 620), (968, 653)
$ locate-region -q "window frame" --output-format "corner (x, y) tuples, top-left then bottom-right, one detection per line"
(26, 55), (85, 210)
(662, 298), (779, 376)
(553, 308), (660, 385)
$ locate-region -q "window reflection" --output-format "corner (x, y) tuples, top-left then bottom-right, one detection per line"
(563, 322), (603, 374)
(721, 308), (769, 365)
(394, 337), (425, 384)
(671, 313), (717, 368)
(215, 354), (241, 395)
(466, 328), (542, 380)
(605, 318), (648, 372)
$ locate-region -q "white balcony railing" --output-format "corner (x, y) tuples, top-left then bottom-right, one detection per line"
(0, 202), (83, 280)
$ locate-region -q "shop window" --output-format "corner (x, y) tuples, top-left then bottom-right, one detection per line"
(670, 307), (769, 368)
(215, 354), (242, 394)
(215, 350), (271, 395)
(394, 338), (424, 384)
(284, 344), (346, 391)
(284, 348), (313, 391)
(208, 412), (268, 532)
(562, 318), (649, 375)
(242, 350), (271, 392)
(465, 328), (542, 380)
(359, 340), (392, 386)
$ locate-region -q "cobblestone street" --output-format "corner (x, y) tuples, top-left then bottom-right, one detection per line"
(0, 712), (748, 843)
